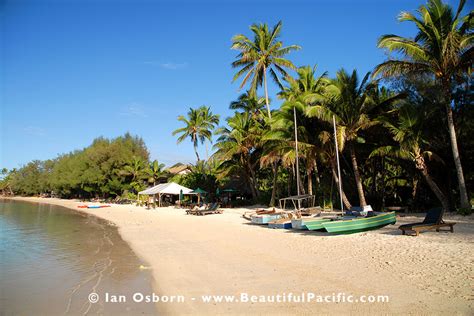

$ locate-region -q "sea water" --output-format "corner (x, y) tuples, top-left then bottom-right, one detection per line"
(0, 199), (157, 315)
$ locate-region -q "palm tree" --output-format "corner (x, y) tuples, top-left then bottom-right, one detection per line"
(121, 156), (149, 193)
(231, 21), (301, 118)
(172, 106), (220, 162)
(148, 160), (166, 186)
(306, 69), (404, 207)
(213, 112), (263, 199)
(306, 69), (373, 206)
(274, 65), (330, 196)
(371, 104), (450, 213)
(230, 90), (266, 120)
(373, 0), (472, 209)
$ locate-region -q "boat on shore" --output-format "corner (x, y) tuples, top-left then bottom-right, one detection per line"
(321, 212), (396, 234)
(303, 218), (332, 231)
(77, 205), (111, 209)
(251, 213), (283, 224)
(268, 217), (292, 229)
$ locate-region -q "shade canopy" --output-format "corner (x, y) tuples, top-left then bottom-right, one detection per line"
(139, 182), (193, 195)
(222, 188), (238, 193)
(191, 187), (207, 194)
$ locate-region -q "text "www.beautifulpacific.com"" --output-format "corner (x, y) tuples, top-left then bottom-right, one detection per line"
(200, 293), (389, 304)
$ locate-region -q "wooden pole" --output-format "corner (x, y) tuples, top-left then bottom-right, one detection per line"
(294, 107), (301, 210)
(333, 115), (344, 215)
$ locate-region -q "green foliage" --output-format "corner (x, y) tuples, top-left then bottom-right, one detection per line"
(231, 20), (301, 118)
(457, 207), (472, 216)
(172, 106), (219, 162)
(5, 133), (150, 198)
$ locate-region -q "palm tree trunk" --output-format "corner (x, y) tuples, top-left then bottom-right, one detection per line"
(420, 164), (450, 216)
(445, 101), (470, 209)
(350, 144), (367, 206)
(246, 158), (259, 198)
(307, 168), (313, 195)
(269, 162), (278, 206)
(298, 173), (306, 195)
(263, 66), (271, 119)
(331, 163), (352, 210)
(193, 142), (200, 162)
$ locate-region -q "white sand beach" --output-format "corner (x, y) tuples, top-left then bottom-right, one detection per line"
(9, 197), (473, 315)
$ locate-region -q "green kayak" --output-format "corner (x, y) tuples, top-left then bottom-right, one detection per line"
(321, 212), (397, 234)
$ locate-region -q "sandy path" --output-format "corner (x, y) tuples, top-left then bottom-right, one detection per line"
(7, 197), (473, 315)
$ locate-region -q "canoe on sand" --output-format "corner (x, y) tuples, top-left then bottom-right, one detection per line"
(321, 212), (396, 234)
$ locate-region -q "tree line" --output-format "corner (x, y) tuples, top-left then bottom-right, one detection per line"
(0, 134), (167, 199)
(173, 0), (473, 213)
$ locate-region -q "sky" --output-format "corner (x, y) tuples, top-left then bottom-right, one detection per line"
(1, 0), (466, 170)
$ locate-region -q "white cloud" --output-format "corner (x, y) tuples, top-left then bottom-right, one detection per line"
(23, 126), (46, 136)
(119, 103), (148, 118)
(143, 61), (188, 70)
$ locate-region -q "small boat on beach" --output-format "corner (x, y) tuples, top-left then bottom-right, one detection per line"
(291, 216), (326, 230)
(77, 205), (111, 209)
(251, 213), (282, 224)
(302, 218), (332, 231)
(243, 208), (277, 220)
(321, 212), (396, 234)
(268, 217), (293, 229)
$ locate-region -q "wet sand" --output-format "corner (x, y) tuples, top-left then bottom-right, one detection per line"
(7, 197), (474, 315)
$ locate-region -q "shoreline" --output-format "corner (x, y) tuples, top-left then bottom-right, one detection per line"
(4, 196), (473, 315)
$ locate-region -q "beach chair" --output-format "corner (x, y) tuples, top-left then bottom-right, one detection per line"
(186, 205), (201, 215)
(196, 203), (222, 216)
(398, 207), (456, 236)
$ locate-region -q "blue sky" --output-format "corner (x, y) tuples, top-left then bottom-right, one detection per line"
(1, 0), (463, 169)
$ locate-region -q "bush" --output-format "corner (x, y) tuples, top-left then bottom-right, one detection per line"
(457, 207), (473, 216)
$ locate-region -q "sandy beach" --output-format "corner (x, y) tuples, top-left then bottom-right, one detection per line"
(8, 197), (473, 315)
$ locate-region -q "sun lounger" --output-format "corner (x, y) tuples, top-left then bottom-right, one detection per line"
(188, 203), (222, 216)
(399, 207), (456, 236)
(186, 205), (203, 215)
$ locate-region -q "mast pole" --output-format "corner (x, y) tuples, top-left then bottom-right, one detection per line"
(333, 115), (344, 215)
(294, 107), (301, 209)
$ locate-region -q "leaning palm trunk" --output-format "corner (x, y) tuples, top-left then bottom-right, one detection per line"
(443, 82), (470, 209)
(416, 155), (450, 216)
(193, 135), (200, 162)
(246, 159), (260, 199)
(350, 144), (367, 206)
(262, 66), (271, 118)
(331, 163), (352, 210)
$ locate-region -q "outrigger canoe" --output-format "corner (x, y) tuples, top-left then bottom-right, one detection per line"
(321, 212), (396, 234)
(304, 218), (333, 231)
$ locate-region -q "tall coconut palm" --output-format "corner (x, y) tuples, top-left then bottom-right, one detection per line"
(306, 69), (404, 207)
(275, 65), (330, 195)
(231, 21), (301, 118)
(373, 0), (473, 209)
(307, 69), (372, 206)
(172, 106), (219, 162)
(213, 112), (263, 199)
(371, 104), (450, 213)
(199, 106), (220, 159)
